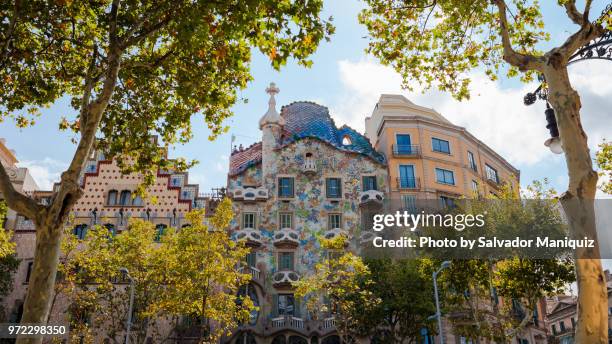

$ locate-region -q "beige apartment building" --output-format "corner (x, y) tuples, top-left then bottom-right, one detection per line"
(365, 95), (519, 206)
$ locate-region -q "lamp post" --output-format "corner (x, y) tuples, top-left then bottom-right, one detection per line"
(433, 261), (451, 344)
(120, 268), (135, 344)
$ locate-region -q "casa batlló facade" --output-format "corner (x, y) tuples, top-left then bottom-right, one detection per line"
(226, 84), (387, 344)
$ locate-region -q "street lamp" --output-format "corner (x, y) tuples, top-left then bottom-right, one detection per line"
(433, 261), (451, 344)
(543, 104), (563, 154)
(120, 267), (135, 344)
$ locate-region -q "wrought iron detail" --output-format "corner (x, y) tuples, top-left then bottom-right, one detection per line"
(524, 4), (611, 105)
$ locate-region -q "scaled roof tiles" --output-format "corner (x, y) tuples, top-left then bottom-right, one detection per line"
(229, 101), (385, 176)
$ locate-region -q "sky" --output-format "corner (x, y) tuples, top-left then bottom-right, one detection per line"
(1, 0), (611, 200)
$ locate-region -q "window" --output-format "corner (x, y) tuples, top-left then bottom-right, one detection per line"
(341, 135), (352, 145)
(107, 190), (118, 205)
(396, 134), (413, 154)
(571, 317), (576, 328)
(399, 165), (416, 188)
(279, 252), (294, 271)
(467, 151), (477, 171)
(132, 195), (143, 206)
(471, 180), (479, 193)
(552, 324), (557, 335)
(72, 224), (88, 240)
(401, 194), (417, 213)
(277, 294), (295, 316)
(435, 168), (455, 185)
(25, 262), (33, 284)
(559, 320), (566, 332)
(362, 176), (377, 191)
(485, 164), (499, 184)
(328, 214), (341, 230)
(242, 213), (256, 229)
(432, 137), (450, 154)
(278, 177), (295, 198)
(245, 252), (256, 268)
(279, 213), (293, 229)
(155, 224), (167, 242)
(439, 196), (455, 208)
(104, 223), (116, 237)
(119, 190), (131, 206)
(326, 178), (342, 198)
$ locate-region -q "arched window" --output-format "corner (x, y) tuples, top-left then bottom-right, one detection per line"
(107, 190), (118, 206)
(235, 332), (257, 344)
(154, 224), (167, 242)
(271, 335), (286, 344)
(289, 336), (308, 344)
(132, 195), (143, 206)
(119, 190), (131, 206)
(321, 336), (340, 344)
(72, 224), (88, 240)
(237, 283), (259, 325)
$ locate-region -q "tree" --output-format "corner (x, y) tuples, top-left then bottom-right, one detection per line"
(0, 201), (19, 321)
(148, 198), (254, 343)
(595, 140), (612, 194)
(359, 1), (610, 342)
(293, 236), (380, 343)
(421, 182), (575, 342)
(0, 0), (333, 334)
(57, 198), (254, 343)
(358, 258), (436, 344)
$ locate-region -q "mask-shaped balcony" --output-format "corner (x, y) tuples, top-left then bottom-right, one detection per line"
(230, 186), (269, 202)
(272, 270), (300, 287)
(270, 315), (305, 331)
(359, 231), (376, 245)
(359, 190), (384, 206)
(235, 228), (264, 247)
(323, 228), (349, 241)
(273, 228), (300, 248)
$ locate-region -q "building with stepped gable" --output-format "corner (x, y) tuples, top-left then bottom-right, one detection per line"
(1, 138), (224, 340)
(226, 83), (388, 344)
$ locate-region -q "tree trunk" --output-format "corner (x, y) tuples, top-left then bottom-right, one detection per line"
(17, 220), (63, 344)
(544, 64), (608, 344)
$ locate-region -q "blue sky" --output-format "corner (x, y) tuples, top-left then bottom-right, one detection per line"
(1, 0), (610, 200)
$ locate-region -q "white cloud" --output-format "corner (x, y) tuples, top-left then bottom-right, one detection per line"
(17, 158), (67, 190)
(330, 58), (612, 167)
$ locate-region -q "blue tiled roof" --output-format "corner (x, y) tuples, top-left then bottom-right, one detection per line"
(280, 101), (386, 164)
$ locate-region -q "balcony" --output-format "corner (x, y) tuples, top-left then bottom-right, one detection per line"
(303, 158), (317, 174)
(323, 228), (349, 241)
(272, 270), (300, 287)
(230, 186), (269, 202)
(392, 144), (421, 157)
(238, 265), (263, 284)
(271, 316), (305, 330)
(359, 231), (376, 245)
(396, 177), (420, 190)
(235, 228), (264, 247)
(264, 316), (336, 337)
(273, 228), (300, 247)
(359, 189), (384, 205)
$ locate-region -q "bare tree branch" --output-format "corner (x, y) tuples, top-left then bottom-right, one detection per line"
(583, 0), (593, 23)
(493, 0), (543, 72)
(0, 162), (42, 221)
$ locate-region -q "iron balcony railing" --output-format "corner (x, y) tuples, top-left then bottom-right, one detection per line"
(396, 177), (420, 190)
(392, 144), (421, 157)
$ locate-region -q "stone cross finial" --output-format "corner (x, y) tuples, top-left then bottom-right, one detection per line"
(259, 82), (284, 128)
(266, 82), (280, 108)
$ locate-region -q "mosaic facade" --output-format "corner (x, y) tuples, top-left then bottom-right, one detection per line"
(226, 85), (387, 344)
